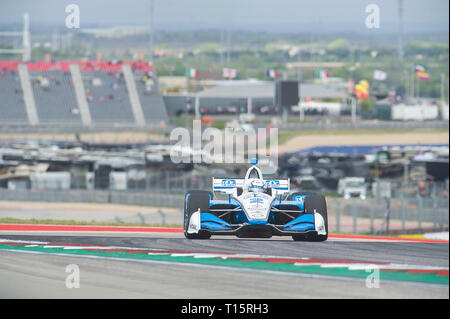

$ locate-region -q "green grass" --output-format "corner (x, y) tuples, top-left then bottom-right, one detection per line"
(211, 119), (228, 130)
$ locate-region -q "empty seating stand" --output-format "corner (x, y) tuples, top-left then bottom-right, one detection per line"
(30, 70), (81, 124)
(0, 68), (28, 124)
(134, 71), (169, 125)
(0, 60), (168, 127)
(83, 70), (135, 124)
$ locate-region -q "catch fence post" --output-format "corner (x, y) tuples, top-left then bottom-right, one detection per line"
(336, 198), (340, 233)
(417, 194), (423, 233)
(158, 209), (166, 225)
(165, 170), (170, 193)
(401, 194), (406, 234)
(432, 194), (437, 232)
(145, 169), (150, 191)
(385, 197), (391, 234)
(439, 198), (444, 232)
(370, 197), (375, 235)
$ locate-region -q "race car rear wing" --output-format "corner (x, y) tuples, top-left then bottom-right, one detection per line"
(212, 178), (290, 195)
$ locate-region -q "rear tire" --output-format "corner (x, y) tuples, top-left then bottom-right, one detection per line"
(292, 194), (328, 242)
(184, 190), (212, 239)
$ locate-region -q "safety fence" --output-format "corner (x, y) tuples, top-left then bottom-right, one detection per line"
(0, 189), (183, 208)
(327, 195), (449, 235)
(0, 189), (447, 235)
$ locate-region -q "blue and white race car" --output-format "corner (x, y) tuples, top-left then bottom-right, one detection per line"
(184, 158), (328, 241)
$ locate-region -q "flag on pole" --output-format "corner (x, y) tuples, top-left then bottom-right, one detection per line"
(373, 69), (387, 81)
(266, 69), (279, 78)
(316, 69), (329, 80)
(417, 71), (430, 82)
(414, 65), (425, 73)
(223, 68), (237, 78)
(187, 68), (198, 78)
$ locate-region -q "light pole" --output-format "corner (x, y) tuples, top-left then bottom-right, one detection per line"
(185, 97), (192, 128)
(148, 0), (154, 65)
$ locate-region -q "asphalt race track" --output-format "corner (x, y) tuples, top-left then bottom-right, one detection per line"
(0, 231), (448, 299)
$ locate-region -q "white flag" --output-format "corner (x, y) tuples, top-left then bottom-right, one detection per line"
(373, 69), (387, 81)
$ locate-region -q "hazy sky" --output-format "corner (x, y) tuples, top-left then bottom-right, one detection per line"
(1, 0), (449, 33)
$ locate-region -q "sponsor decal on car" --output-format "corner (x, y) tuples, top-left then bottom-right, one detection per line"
(265, 180), (280, 187)
(221, 179), (236, 186)
(293, 195), (305, 205)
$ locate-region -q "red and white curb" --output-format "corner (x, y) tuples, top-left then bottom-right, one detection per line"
(0, 223), (183, 233)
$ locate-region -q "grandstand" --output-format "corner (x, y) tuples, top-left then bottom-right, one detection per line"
(0, 67), (28, 124)
(83, 70), (135, 124)
(30, 70), (81, 124)
(135, 70), (169, 124)
(0, 60), (169, 128)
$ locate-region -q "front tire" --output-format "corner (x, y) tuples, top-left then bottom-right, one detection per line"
(292, 194), (328, 242)
(184, 190), (212, 239)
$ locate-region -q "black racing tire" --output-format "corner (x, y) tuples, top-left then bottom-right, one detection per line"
(292, 194), (328, 242)
(184, 190), (212, 239)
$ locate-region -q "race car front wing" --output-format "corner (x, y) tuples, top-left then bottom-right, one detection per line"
(187, 207), (326, 237)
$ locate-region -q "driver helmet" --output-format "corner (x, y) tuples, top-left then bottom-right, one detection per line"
(248, 179), (265, 193)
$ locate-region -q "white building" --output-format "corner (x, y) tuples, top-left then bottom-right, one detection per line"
(391, 103), (439, 121)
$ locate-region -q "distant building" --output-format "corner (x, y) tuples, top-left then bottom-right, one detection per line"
(164, 81), (350, 116)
